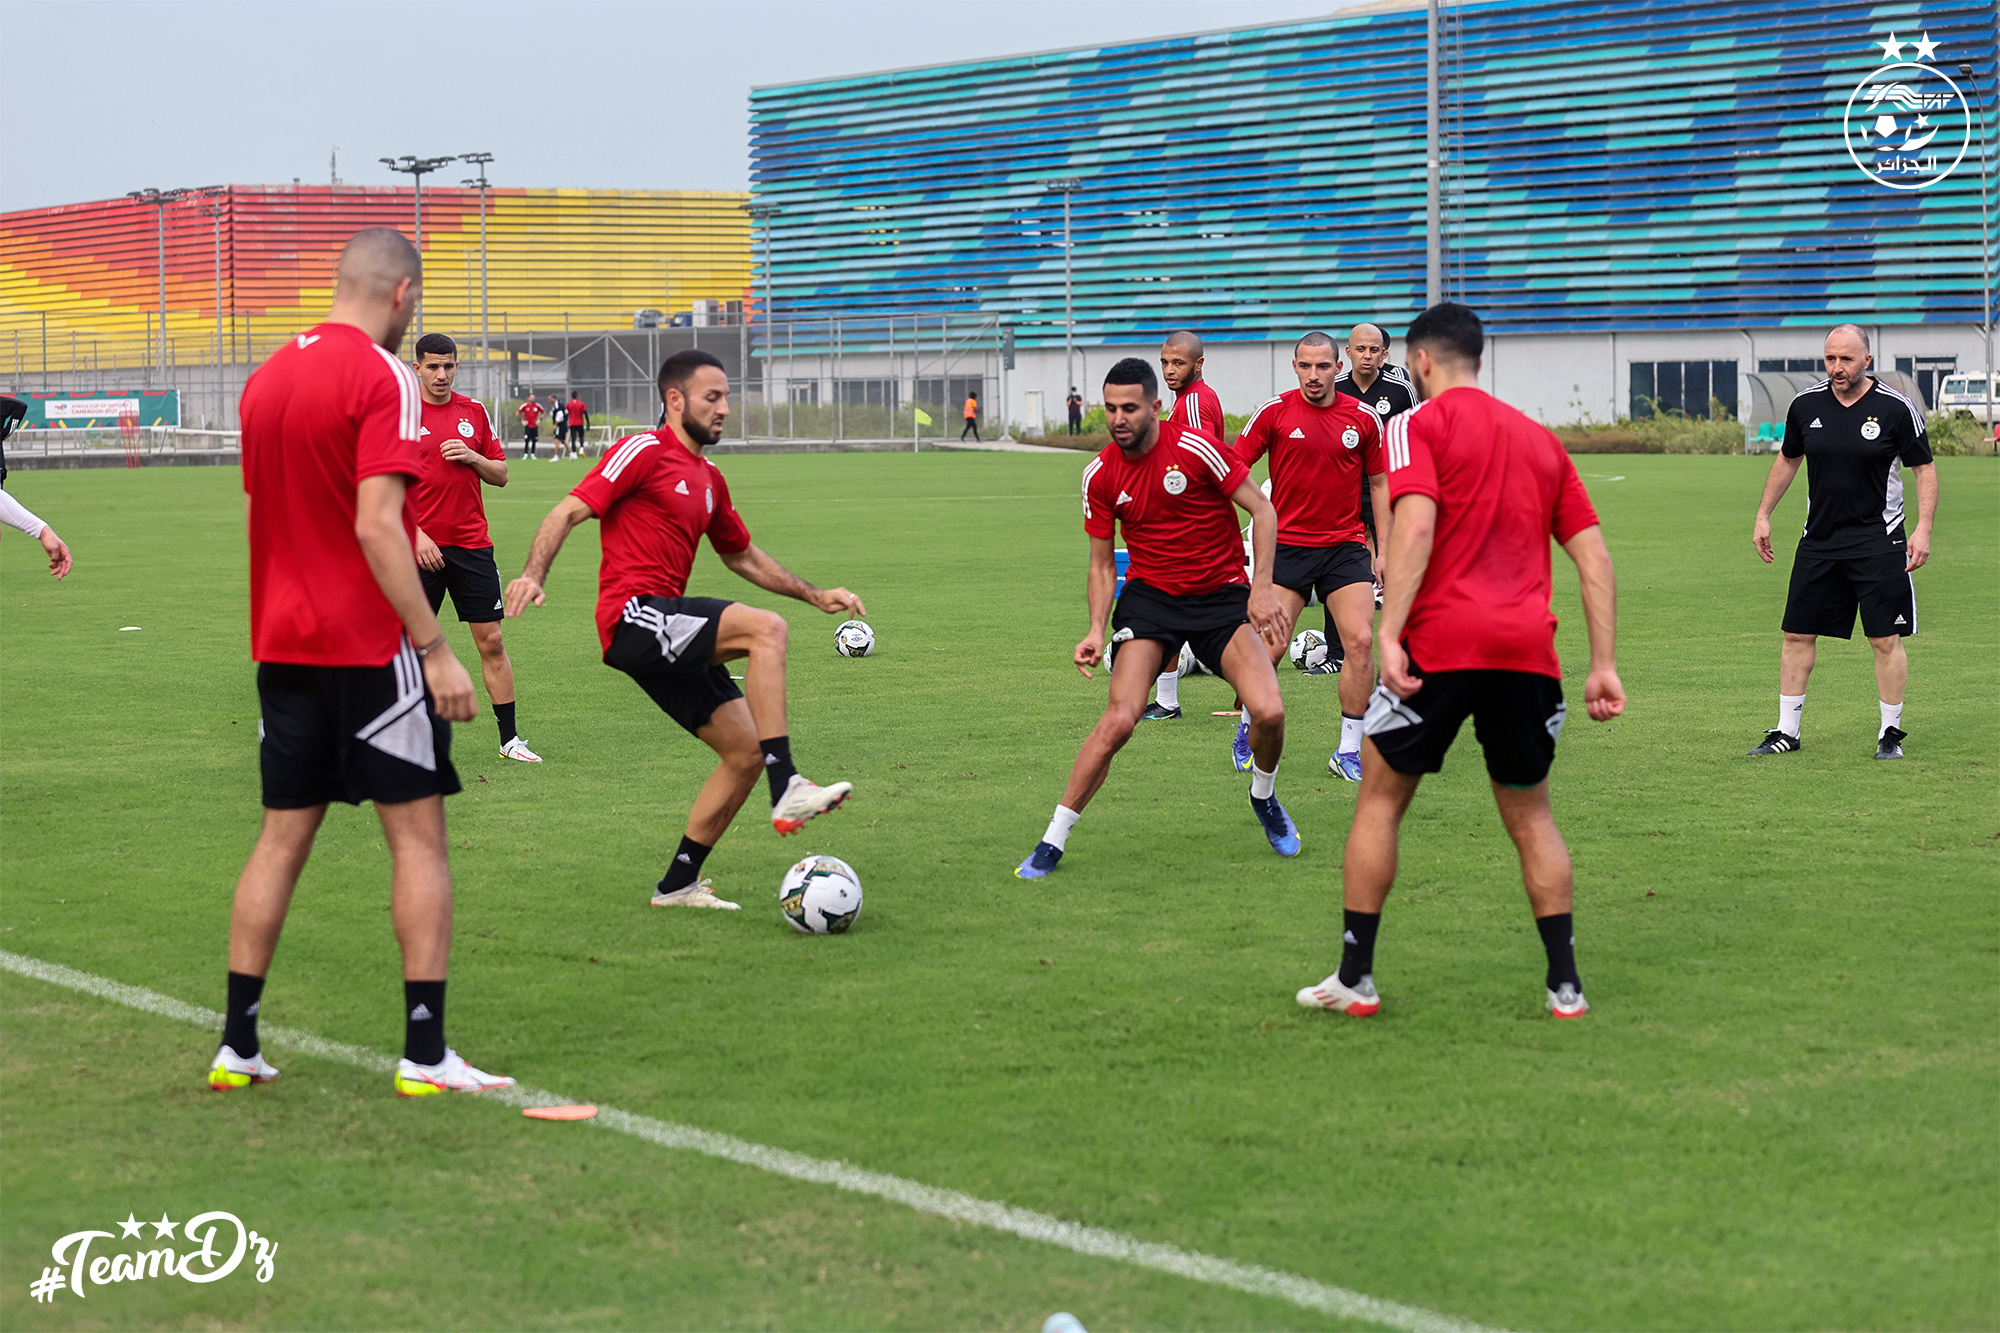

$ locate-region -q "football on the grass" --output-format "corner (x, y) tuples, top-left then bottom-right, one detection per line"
(1289, 629), (1329, 671)
(779, 855), (864, 934)
(834, 620), (875, 657)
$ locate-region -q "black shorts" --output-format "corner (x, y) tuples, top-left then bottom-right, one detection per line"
(523, 425), (539, 443)
(604, 594), (744, 735)
(1363, 663), (1566, 788)
(1273, 541), (1373, 604)
(1110, 578), (1249, 676)
(1783, 546), (1918, 639)
(257, 644), (460, 808)
(420, 545), (504, 623)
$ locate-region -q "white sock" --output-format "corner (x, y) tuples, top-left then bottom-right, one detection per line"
(1042, 805), (1081, 851)
(1879, 699), (1903, 738)
(1779, 693), (1805, 737)
(1154, 670), (1179, 711)
(1249, 762), (1277, 800)
(1339, 713), (1364, 755)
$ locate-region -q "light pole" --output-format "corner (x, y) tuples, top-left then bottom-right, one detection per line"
(127, 186), (190, 387)
(1042, 178), (1081, 400)
(745, 202), (782, 438)
(194, 187), (227, 422)
(380, 154), (456, 334)
(1963, 63), (1995, 428)
(461, 152), (494, 407)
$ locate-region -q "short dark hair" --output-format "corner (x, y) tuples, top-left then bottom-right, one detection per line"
(659, 349), (726, 403)
(1103, 357), (1158, 399)
(413, 332), (456, 360)
(1293, 331), (1336, 358)
(1404, 302), (1484, 364)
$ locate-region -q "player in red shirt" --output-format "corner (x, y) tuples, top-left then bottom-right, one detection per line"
(1015, 358), (1298, 879)
(216, 227), (512, 1099)
(408, 333), (539, 764)
(1295, 303), (1625, 1021)
(505, 350), (864, 909)
(517, 394), (543, 459)
(1141, 328), (1228, 723)
(565, 393), (589, 459)
(1233, 332), (1389, 782)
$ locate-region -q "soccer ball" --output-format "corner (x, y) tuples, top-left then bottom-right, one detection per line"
(779, 854), (864, 935)
(1289, 629), (1330, 672)
(1176, 642), (1208, 677)
(834, 620), (875, 657)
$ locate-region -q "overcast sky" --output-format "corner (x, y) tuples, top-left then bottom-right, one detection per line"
(0, 0), (1355, 214)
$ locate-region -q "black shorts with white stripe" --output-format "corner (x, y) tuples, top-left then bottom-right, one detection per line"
(603, 594), (744, 735)
(256, 639), (460, 808)
(1782, 545), (1917, 639)
(1363, 663), (1566, 788)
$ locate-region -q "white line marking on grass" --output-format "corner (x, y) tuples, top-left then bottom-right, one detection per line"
(0, 950), (1499, 1333)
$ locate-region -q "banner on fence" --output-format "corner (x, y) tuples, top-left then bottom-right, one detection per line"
(27, 391), (180, 428)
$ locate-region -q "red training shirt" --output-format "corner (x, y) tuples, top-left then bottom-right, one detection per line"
(411, 393), (504, 549)
(1232, 389), (1384, 547)
(1082, 421), (1250, 597)
(239, 321), (423, 667)
(518, 398), (542, 428)
(566, 397), (587, 426)
(570, 432), (754, 651)
(1170, 378), (1225, 444)
(1384, 386), (1600, 679)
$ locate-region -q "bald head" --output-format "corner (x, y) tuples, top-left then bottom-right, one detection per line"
(336, 227), (422, 304)
(1162, 329), (1205, 357)
(1159, 329), (1207, 394)
(1822, 323), (1873, 398)
(1348, 323), (1387, 349)
(1826, 323), (1869, 356)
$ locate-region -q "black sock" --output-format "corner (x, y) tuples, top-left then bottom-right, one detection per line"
(222, 971), (265, 1056)
(1337, 910), (1381, 987)
(494, 700), (517, 745)
(658, 835), (713, 896)
(761, 735), (798, 803)
(1536, 913), (1581, 991)
(403, 980), (446, 1066)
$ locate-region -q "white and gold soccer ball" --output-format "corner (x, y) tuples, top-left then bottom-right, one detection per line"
(779, 854), (864, 935)
(1289, 629), (1330, 672)
(834, 620), (876, 657)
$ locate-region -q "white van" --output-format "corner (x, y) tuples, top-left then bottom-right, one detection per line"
(1935, 372), (1997, 424)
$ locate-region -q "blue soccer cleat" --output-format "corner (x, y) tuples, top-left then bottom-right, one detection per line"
(1329, 750), (1363, 782)
(1231, 718), (1254, 772)
(1249, 795), (1301, 856)
(1015, 841), (1064, 879)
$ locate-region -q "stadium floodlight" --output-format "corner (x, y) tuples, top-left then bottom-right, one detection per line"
(1042, 179), (1082, 398)
(380, 155), (456, 334)
(192, 187), (228, 387)
(744, 202), (783, 439)
(460, 153), (495, 407)
(126, 187), (192, 388)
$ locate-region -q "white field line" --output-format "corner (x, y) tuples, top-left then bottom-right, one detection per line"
(0, 949), (1500, 1333)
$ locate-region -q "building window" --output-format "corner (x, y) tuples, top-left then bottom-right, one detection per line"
(838, 378), (898, 407)
(1757, 359), (1823, 373)
(1895, 355), (1957, 410)
(1631, 360), (1738, 419)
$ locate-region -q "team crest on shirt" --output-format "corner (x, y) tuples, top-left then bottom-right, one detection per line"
(1860, 419), (1882, 439)
(1341, 427), (1361, 449)
(1375, 399), (1392, 415)
(457, 419), (475, 438)
(1162, 465), (1187, 496)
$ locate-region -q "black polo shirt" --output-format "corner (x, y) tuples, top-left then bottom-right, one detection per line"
(1781, 379), (1932, 558)
(1334, 366), (1416, 423)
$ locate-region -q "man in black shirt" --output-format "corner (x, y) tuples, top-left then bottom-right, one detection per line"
(1751, 325), (1937, 760)
(1325, 324), (1415, 670)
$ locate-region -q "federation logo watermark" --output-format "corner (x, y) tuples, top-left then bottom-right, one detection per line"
(28, 1210), (277, 1303)
(1843, 31), (1972, 190)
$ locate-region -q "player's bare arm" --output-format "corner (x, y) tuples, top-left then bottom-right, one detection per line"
(716, 544), (866, 617)
(1367, 470), (1392, 578)
(413, 527), (446, 572)
(1074, 535), (1117, 678)
(440, 436), (508, 487)
(1906, 462), (1937, 571)
(1752, 452), (1803, 563)
(353, 473), (475, 721)
(1376, 492), (1437, 697)
(1229, 478), (1288, 644)
(503, 494), (595, 614)
(1560, 523), (1625, 721)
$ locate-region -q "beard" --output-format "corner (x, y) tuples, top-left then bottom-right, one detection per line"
(679, 411), (720, 448)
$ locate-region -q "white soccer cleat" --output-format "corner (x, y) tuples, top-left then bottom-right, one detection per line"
(651, 877), (741, 910)
(207, 1044), (280, 1091)
(1546, 983), (1590, 1019)
(771, 773), (852, 835)
(1295, 971), (1382, 1016)
(394, 1048), (516, 1097)
(500, 736), (543, 763)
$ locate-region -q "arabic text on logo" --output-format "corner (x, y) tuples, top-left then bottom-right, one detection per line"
(1843, 32), (1972, 191)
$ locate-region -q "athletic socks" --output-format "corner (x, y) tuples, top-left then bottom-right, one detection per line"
(1536, 913), (1581, 992)
(658, 835), (713, 896)
(1042, 805), (1081, 852)
(761, 736), (799, 804)
(494, 701), (518, 746)
(1154, 670), (1180, 711)
(1249, 762), (1277, 800)
(403, 980), (446, 1067)
(1337, 910), (1380, 987)
(221, 971), (265, 1057)
(1879, 699), (1904, 738)
(1779, 693), (1805, 738)
(1339, 713), (1364, 754)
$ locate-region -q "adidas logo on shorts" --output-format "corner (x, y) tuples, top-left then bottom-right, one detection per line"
(1895, 615), (1907, 625)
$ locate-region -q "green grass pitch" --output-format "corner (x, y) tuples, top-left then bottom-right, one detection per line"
(1, 452), (1994, 1331)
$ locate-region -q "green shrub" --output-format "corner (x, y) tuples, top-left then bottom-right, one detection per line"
(1926, 411), (1997, 457)
(1554, 399), (1744, 454)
